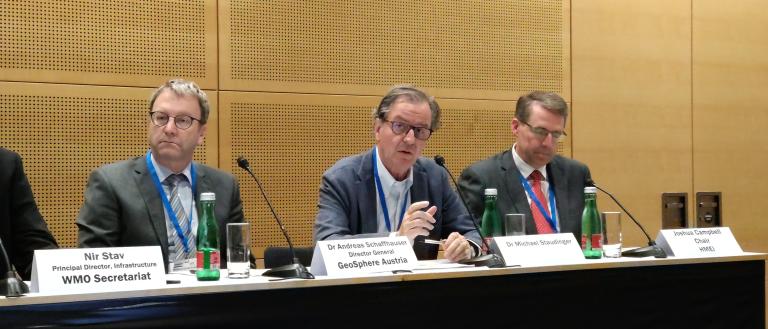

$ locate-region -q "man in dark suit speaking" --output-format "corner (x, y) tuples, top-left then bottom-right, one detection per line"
(76, 79), (244, 271)
(458, 91), (591, 240)
(313, 85), (480, 262)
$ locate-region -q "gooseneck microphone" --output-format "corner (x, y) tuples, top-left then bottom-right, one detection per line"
(0, 236), (29, 297)
(585, 179), (666, 258)
(434, 155), (506, 268)
(237, 156), (314, 279)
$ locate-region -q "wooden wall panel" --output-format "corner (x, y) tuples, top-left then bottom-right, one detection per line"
(0, 82), (218, 247)
(0, 0), (218, 88)
(572, 0), (693, 248)
(693, 0), (768, 252)
(219, 0), (570, 101)
(2, 0), (572, 256)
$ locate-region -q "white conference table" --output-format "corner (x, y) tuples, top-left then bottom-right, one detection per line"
(2, 252), (765, 328)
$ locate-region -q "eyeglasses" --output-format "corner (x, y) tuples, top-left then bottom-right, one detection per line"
(520, 120), (567, 140)
(149, 111), (201, 130)
(382, 119), (433, 141)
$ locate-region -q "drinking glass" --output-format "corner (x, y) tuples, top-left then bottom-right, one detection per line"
(601, 212), (622, 258)
(504, 214), (526, 236)
(226, 223), (251, 278)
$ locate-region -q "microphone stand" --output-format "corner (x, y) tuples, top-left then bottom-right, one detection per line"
(587, 180), (666, 258)
(237, 157), (314, 279)
(0, 236), (29, 297)
(434, 156), (506, 268)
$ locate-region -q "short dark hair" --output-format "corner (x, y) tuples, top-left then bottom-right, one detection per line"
(515, 91), (568, 123)
(148, 79), (210, 124)
(372, 85), (441, 131)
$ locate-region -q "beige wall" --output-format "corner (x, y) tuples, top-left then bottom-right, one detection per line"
(572, 0), (768, 253)
(692, 0), (768, 253)
(3, 0), (766, 256)
(572, 0), (693, 249)
(0, 1), (570, 256)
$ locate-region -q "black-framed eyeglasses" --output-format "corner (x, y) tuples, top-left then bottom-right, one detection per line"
(520, 120), (567, 140)
(382, 119), (433, 141)
(149, 111), (201, 130)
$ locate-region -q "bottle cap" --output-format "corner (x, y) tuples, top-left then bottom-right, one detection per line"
(584, 186), (597, 194)
(484, 188), (497, 196)
(200, 192), (216, 201)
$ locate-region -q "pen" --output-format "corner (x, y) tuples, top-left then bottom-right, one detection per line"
(424, 239), (445, 245)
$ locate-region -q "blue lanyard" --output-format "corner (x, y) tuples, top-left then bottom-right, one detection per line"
(517, 170), (558, 232)
(372, 148), (409, 232)
(145, 150), (197, 253)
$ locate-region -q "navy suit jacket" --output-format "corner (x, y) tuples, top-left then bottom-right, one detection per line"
(0, 148), (58, 280)
(458, 150), (591, 240)
(314, 148), (480, 259)
(76, 156), (244, 268)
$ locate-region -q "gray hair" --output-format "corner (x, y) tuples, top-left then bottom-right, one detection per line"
(372, 85), (441, 131)
(148, 79), (210, 124)
(515, 91), (568, 123)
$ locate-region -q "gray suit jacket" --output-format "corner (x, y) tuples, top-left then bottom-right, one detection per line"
(313, 148), (481, 260)
(76, 156), (244, 268)
(458, 150), (591, 240)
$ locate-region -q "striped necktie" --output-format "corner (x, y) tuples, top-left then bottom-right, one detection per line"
(165, 174), (194, 264)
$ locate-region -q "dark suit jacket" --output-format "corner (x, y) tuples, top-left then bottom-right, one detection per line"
(458, 149), (591, 240)
(0, 148), (58, 280)
(76, 156), (244, 268)
(313, 148), (480, 260)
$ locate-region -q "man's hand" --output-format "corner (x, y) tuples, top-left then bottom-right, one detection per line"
(443, 232), (473, 262)
(397, 201), (436, 240)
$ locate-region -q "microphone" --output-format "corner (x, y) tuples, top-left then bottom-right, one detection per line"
(237, 156), (314, 279)
(0, 236), (29, 297)
(434, 155), (506, 268)
(585, 179), (666, 258)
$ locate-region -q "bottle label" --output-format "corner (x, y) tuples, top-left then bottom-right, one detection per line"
(591, 234), (602, 249)
(196, 249), (221, 270)
(580, 234), (603, 250)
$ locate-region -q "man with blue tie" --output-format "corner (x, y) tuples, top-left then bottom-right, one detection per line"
(76, 79), (244, 271)
(458, 91), (592, 240)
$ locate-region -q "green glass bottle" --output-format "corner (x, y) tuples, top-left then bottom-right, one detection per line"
(196, 192), (220, 281)
(480, 188), (503, 254)
(581, 187), (602, 259)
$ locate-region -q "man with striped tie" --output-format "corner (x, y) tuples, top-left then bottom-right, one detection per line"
(76, 79), (245, 272)
(458, 91), (592, 241)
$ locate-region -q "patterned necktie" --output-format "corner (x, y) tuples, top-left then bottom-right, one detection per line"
(165, 174), (194, 264)
(528, 170), (554, 234)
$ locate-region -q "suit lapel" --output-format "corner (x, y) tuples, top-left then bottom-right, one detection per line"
(410, 161), (433, 258)
(133, 157), (169, 256)
(357, 149), (378, 234)
(194, 164), (206, 204)
(501, 151), (536, 233)
(547, 157), (569, 232)
(410, 163), (428, 209)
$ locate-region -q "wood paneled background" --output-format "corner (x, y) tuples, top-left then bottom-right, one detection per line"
(0, 0), (570, 256)
(2, 0), (767, 259)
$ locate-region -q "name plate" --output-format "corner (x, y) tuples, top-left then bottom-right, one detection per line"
(656, 227), (743, 257)
(31, 246), (166, 294)
(495, 233), (584, 266)
(310, 237), (418, 276)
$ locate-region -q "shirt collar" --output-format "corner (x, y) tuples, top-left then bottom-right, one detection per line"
(149, 152), (193, 183)
(374, 146), (414, 192)
(511, 143), (548, 181)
